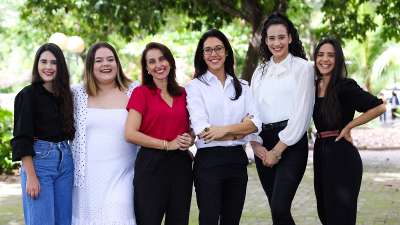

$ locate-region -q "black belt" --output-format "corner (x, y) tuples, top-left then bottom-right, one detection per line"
(262, 120), (288, 130)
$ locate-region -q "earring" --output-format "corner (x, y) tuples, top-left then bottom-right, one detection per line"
(289, 42), (291, 44)
(148, 71), (150, 74)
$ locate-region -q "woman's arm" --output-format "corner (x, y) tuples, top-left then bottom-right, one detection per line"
(262, 63), (315, 167)
(199, 121), (258, 143)
(199, 83), (262, 143)
(21, 156), (41, 200)
(125, 109), (180, 150)
(336, 104), (386, 144)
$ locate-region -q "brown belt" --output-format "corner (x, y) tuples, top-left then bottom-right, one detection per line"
(316, 130), (340, 138)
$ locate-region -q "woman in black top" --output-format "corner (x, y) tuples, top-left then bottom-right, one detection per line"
(313, 38), (385, 224)
(10, 43), (75, 225)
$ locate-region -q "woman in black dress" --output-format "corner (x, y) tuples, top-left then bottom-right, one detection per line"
(313, 38), (386, 224)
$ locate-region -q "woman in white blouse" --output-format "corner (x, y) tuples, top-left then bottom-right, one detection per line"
(249, 13), (315, 224)
(186, 29), (262, 225)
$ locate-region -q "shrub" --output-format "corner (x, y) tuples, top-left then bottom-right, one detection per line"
(0, 107), (18, 174)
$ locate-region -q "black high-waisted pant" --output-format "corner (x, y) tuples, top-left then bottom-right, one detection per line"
(194, 145), (248, 225)
(255, 127), (308, 225)
(134, 147), (193, 225)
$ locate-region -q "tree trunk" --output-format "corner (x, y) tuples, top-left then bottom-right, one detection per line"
(241, 23), (263, 83)
(240, 0), (288, 83)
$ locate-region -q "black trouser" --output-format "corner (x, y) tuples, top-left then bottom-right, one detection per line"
(314, 137), (362, 225)
(193, 145), (248, 225)
(255, 127), (308, 225)
(134, 147), (193, 225)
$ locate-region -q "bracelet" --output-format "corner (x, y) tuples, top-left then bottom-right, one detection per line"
(272, 148), (282, 159)
(190, 136), (195, 147)
(166, 141), (169, 151)
(163, 140), (167, 150)
(233, 134), (237, 140)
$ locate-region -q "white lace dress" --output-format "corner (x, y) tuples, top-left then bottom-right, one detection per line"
(72, 108), (138, 225)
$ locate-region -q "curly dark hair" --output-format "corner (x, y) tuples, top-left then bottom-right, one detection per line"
(31, 43), (75, 140)
(259, 13), (307, 74)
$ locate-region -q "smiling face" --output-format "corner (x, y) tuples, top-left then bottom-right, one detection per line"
(145, 48), (171, 82)
(316, 43), (335, 77)
(38, 51), (57, 85)
(266, 24), (292, 63)
(203, 37), (227, 74)
(93, 47), (118, 85)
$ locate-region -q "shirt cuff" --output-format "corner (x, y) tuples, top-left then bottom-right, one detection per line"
(249, 134), (263, 145)
(249, 118), (262, 134)
(192, 123), (212, 135)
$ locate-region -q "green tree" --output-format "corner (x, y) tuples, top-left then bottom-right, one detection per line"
(17, 0), (400, 82)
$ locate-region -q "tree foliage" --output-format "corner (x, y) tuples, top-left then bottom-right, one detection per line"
(14, 0), (400, 82)
(315, 0), (400, 44)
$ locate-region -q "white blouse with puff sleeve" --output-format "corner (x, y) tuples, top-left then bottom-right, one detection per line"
(249, 53), (315, 146)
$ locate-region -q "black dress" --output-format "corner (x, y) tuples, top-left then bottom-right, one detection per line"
(313, 79), (382, 225)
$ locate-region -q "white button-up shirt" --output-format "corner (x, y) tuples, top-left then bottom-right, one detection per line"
(249, 54), (315, 146)
(186, 70), (262, 149)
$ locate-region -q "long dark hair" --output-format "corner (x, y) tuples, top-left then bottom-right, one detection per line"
(194, 29), (243, 100)
(85, 41), (132, 96)
(31, 43), (75, 140)
(314, 38), (348, 130)
(140, 42), (182, 97)
(259, 13), (307, 74)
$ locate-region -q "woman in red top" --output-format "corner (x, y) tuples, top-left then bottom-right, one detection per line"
(125, 42), (195, 225)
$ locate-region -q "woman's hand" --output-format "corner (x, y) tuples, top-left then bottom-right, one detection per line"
(26, 175), (41, 200)
(250, 141), (268, 160)
(335, 127), (354, 146)
(262, 151), (279, 168)
(177, 133), (194, 151)
(167, 139), (180, 151)
(242, 114), (254, 122)
(198, 125), (228, 144)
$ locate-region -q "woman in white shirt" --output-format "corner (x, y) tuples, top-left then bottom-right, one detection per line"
(186, 29), (262, 225)
(249, 13), (315, 224)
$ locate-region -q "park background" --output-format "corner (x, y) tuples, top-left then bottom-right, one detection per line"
(0, 0), (399, 224)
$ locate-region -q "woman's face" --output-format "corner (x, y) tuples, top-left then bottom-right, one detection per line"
(203, 37), (227, 74)
(93, 47), (118, 85)
(316, 43), (335, 76)
(266, 24), (292, 63)
(38, 51), (57, 84)
(145, 48), (171, 82)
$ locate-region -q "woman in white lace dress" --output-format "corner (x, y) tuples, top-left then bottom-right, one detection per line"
(71, 41), (140, 224)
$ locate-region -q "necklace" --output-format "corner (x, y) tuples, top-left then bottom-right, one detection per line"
(319, 80), (326, 92)
(161, 92), (170, 99)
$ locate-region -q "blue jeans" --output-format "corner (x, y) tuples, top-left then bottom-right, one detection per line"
(20, 140), (73, 225)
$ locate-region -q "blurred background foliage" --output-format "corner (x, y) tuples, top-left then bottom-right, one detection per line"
(0, 0), (399, 172)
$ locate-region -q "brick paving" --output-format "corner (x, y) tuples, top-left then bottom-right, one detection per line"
(1, 150), (399, 225)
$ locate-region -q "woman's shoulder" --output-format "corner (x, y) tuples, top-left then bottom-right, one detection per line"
(237, 78), (249, 87)
(128, 81), (141, 90)
(18, 83), (36, 95)
(338, 78), (361, 94)
(292, 56), (313, 70)
(71, 84), (85, 93)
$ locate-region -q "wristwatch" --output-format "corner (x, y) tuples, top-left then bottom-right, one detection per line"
(272, 148), (282, 159)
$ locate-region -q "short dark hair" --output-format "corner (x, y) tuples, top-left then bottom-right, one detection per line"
(31, 43), (75, 140)
(140, 42), (182, 97)
(193, 29), (243, 100)
(85, 41), (132, 96)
